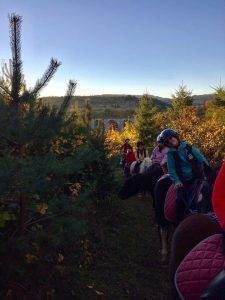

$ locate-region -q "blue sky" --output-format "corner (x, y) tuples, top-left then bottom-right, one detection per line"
(0, 0), (225, 97)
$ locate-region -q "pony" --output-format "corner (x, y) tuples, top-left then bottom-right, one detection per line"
(154, 167), (220, 264)
(175, 233), (225, 299)
(161, 167), (220, 225)
(130, 157), (152, 175)
(170, 214), (222, 299)
(118, 165), (164, 200)
(174, 164), (225, 299)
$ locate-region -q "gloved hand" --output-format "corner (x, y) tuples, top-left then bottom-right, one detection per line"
(175, 182), (183, 189)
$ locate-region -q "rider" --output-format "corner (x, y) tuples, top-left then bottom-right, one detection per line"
(159, 128), (209, 222)
(124, 148), (136, 177)
(134, 141), (148, 174)
(126, 147), (136, 165)
(151, 135), (168, 173)
(213, 163), (225, 230)
(120, 138), (132, 167)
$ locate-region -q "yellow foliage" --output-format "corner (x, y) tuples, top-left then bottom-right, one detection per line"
(105, 121), (138, 156)
(106, 107), (225, 165)
(26, 253), (38, 263)
(69, 182), (81, 199)
(58, 253), (64, 263)
(47, 289), (55, 299)
(0, 212), (16, 228)
(154, 107), (225, 164)
(37, 203), (48, 215)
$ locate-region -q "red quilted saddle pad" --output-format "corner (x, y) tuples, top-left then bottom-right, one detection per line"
(164, 184), (177, 223)
(175, 234), (225, 300)
(164, 182), (203, 223)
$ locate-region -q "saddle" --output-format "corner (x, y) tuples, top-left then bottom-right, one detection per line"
(164, 181), (203, 223)
(175, 234), (225, 300)
(164, 184), (177, 223)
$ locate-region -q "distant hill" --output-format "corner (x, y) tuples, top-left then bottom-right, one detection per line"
(42, 94), (170, 117)
(42, 93), (214, 117)
(193, 94), (214, 105)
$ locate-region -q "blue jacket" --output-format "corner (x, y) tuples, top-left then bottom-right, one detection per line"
(167, 141), (208, 184)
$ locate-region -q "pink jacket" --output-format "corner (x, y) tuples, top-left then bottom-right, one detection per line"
(151, 146), (168, 166)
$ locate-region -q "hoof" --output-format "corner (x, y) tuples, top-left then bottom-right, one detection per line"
(137, 192), (143, 199)
(160, 251), (169, 265)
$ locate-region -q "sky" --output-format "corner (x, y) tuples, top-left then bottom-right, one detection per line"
(0, 0), (225, 97)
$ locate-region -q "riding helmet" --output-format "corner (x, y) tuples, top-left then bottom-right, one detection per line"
(159, 128), (179, 145)
(156, 134), (163, 143)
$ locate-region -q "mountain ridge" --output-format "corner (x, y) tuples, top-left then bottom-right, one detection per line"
(42, 93), (214, 106)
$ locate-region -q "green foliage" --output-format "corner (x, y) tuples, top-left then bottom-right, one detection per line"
(205, 85), (225, 124)
(134, 94), (158, 146)
(0, 14), (117, 299)
(212, 85), (225, 107)
(84, 128), (117, 204)
(172, 82), (193, 109)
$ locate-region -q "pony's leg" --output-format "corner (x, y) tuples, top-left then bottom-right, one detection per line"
(167, 224), (176, 245)
(159, 226), (168, 263)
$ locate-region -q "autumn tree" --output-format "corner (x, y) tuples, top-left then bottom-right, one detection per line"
(154, 106), (225, 165)
(105, 120), (138, 156)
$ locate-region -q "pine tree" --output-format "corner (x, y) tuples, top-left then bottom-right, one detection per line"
(134, 94), (158, 146)
(172, 82), (193, 109)
(0, 14), (78, 235)
(83, 98), (92, 128)
(0, 15), (118, 298)
(0, 14), (88, 297)
(212, 84), (225, 107)
(205, 84), (225, 124)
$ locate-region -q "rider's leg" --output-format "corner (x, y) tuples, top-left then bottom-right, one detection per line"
(134, 161), (141, 174)
(184, 180), (198, 212)
(176, 180), (198, 222)
(176, 187), (186, 223)
(125, 164), (131, 178)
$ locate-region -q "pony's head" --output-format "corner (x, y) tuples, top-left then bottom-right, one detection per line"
(118, 175), (140, 199)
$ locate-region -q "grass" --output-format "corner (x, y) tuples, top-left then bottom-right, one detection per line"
(81, 193), (171, 300)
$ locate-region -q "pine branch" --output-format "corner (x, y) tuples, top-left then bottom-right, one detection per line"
(26, 212), (65, 226)
(58, 80), (77, 115)
(9, 14), (22, 104)
(0, 133), (18, 146)
(0, 81), (12, 97)
(29, 105), (50, 140)
(32, 58), (61, 96)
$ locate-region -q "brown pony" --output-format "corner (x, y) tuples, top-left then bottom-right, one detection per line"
(170, 213), (222, 299)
